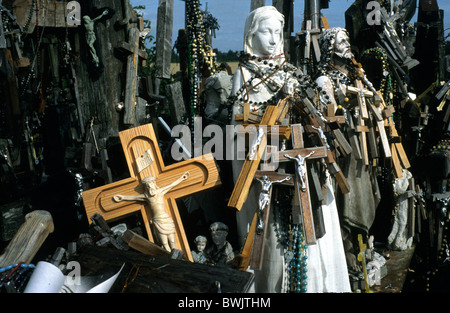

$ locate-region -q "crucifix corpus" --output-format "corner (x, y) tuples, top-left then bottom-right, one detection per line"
(82, 123), (221, 261)
(277, 124), (328, 245)
(249, 172), (292, 270)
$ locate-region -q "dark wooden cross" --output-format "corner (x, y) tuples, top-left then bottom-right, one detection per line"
(82, 123), (221, 261)
(276, 124), (327, 245)
(116, 0), (148, 126)
(155, 0), (174, 79)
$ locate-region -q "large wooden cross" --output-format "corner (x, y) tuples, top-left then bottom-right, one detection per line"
(276, 124), (327, 245)
(377, 91), (410, 177)
(82, 123), (221, 261)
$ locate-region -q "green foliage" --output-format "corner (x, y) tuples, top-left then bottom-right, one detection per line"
(215, 50), (239, 63)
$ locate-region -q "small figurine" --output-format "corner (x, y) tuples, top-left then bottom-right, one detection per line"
(83, 9), (109, 67)
(206, 222), (234, 266)
(113, 171), (190, 252)
(255, 175), (291, 233)
(192, 235), (208, 264)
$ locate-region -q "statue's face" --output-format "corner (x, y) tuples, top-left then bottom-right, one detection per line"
(252, 16), (282, 57)
(145, 180), (157, 196)
(334, 30), (353, 60)
(211, 230), (227, 246)
(196, 241), (206, 252)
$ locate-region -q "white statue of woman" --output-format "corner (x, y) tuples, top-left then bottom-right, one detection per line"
(113, 171), (189, 252)
(230, 7), (351, 293)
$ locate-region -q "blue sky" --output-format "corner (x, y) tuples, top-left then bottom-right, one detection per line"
(131, 0), (450, 52)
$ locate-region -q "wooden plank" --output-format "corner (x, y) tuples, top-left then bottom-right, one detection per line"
(233, 213), (257, 271)
(333, 128), (353, 156)
(366, 117), (380, 159)
(377, 91), (409, 168)
(391, 142), (403, 178)
(0, 211), (54, 267)
(166, 81), (186, 124)
(357, 115), (369, 166)
(77, 246), (254, 293)
(155, 0), (174, 79)
(122, 229), (171, 257)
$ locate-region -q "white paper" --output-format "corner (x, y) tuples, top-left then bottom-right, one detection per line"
(23, 261), (65, 293)
(23, 261), (125, 293)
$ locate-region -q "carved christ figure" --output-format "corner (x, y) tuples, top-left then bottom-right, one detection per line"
(284, 151), (315, 192)
(83, 9), (109, 67)
(113, 171), (190, 252)
(255, 175), (291, 233)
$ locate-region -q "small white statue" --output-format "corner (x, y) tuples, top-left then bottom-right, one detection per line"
(192, 235), (208, 264)
(387, 169), (414, 250)
(113, 171), (190, 252)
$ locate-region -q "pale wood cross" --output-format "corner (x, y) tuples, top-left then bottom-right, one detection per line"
(377, 91), (410, 177)
(347, 80), (373, 165)
(301, 20), (321, 64)
(228, 99), (290, 212)
(82, 123), (221, 261)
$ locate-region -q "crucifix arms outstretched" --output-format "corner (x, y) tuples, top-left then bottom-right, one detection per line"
(284, 151), (315, 191)
(113, 171), (190, 251)
(255, 175), (291, 233)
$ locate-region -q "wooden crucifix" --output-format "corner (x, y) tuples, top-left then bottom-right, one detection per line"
(82, 123), (221, 261)
(116, 1), (148, 126)
(276, 124), (327, 245)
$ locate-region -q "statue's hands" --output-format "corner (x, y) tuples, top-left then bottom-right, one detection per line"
(113, 195), (123, 202)
(103, 9), (109, 15)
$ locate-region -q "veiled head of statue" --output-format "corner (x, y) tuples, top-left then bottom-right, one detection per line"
(244, 6), (285, 58)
